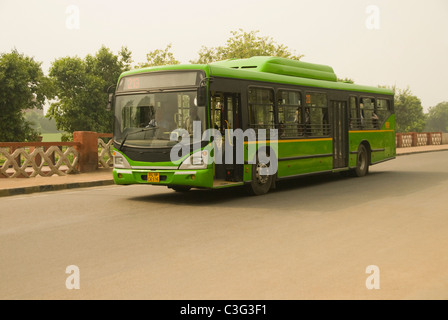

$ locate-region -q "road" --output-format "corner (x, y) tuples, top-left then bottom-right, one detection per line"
(1, 151), (448, 300)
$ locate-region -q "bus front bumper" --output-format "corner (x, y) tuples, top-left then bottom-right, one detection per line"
(113, 168), (213, 188)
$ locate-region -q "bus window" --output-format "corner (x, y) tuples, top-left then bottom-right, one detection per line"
(376, 99), (390, 127)
(360, 97), (376, 129)
(211, 94), (223, 132)
(248, 87), (274, 132)
(349, 96), (360, 129)
(121, 95), (155, 130)
(305, 92), (329, 136)
(278, 90), (302, 138)
(226, 96), (234, 129)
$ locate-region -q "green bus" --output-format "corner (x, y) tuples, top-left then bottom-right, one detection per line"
(112, 56), (395, 195)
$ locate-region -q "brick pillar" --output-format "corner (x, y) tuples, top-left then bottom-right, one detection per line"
(396, 133), (402, 148)
(427, 133), (433, 145)
(73, 131), (98, 172)
(411, 132), (418, 147)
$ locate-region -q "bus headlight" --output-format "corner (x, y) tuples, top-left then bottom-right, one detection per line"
(115, 156), (124, 165)
(179, 150), (209, 170)
(113, 151), (131, 169)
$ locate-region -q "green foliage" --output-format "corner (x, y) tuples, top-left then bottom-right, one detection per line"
(337, 78), (354, 84)
(389, 86), (426, 133)
(48, 45), (132, 134)
(61, 133), (73, 142)
(138, 44), (180, 68)
(0, 50), (51, 142)
(118, 46), (133, 71)
(191, 29), (304, 64)
(425, 101), (448, 132)
(24, 109), (59, 133)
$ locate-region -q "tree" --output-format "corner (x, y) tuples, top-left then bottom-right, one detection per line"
(391, 86), (426, 133)
(425, 101), (448, 132)
(191, 29), (304, 64)
(138, 44), (180, 68)
(0, 50), (51, 142)
(48, 46), (132, 134)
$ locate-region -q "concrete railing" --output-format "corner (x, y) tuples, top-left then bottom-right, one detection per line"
(0, 132), (114, 178)
(97, 133), (113, 169)
(443, 133), (448, 145)
(396, 132), (443, 148)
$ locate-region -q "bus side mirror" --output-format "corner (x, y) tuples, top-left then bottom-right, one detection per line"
(106, 93), (114, 111)
(197, 86), (206, 107)
(106, 84), (116, 111)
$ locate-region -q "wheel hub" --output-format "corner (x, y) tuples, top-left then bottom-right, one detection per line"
(256, 162), (269, 184)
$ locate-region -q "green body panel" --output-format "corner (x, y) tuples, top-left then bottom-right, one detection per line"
(276, 139), (333, 177)
(348, 114), (396, 167)
(243, 164), (252, 181)
(119, 64), (210, 78)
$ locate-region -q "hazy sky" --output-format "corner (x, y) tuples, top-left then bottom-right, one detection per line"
(1, 0), (447, 111)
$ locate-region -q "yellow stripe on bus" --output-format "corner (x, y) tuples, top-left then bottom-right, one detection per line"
(349, 130), (394, 133)
(244, 138), (332, 144)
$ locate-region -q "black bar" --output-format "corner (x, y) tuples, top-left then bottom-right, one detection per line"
(279, 154), (333, 161)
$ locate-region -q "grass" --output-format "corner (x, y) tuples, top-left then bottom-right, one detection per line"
(41, 133), (63, 142)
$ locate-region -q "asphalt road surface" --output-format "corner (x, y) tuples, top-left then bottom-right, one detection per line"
(1, 151), (448, 300)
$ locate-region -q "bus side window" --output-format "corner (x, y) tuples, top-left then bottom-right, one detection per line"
(349, 96), (359, 129)
(305, 92), (328, 136)
(376, 99), (390, 127)
(211, 94), (223, 132)
(277, 90), (302, 137)
(248, 87), (274, 133)
(360, 97), (376, 129)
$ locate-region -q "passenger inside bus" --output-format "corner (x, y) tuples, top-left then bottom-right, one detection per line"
(304, 107), (311, 135)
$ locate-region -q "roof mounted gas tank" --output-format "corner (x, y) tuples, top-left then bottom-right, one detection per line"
(210, 56), (338, 82)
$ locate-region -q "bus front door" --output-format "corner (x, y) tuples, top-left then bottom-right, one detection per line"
(212, 92), (242, 182)
(331, 100), (349, 168)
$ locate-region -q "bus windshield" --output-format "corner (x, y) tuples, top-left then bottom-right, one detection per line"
(114, 91), (206, 148)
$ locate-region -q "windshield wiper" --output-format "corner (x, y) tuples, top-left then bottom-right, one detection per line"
(119, 127), (159, 151)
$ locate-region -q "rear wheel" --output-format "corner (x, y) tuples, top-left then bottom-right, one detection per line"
(355, 144), (369, 177)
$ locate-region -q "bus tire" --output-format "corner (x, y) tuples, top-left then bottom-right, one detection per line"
(170, 186), (192, 192)
(247, 151), (274, 196)
(355, 144), (369, 177)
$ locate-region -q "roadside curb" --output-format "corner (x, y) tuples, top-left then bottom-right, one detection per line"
(0, 180), (115, 198)
(396, 148), (448, 156)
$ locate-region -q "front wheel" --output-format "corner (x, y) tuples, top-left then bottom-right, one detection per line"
(354, 144), (369, 177)
(247, 151), (274, 196)
(170, 186), (192, 192)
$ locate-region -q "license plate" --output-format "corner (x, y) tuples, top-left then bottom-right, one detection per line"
(147, 172), (160, 183)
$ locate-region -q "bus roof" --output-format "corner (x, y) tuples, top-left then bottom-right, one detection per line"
(119, 56), (394, 96)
